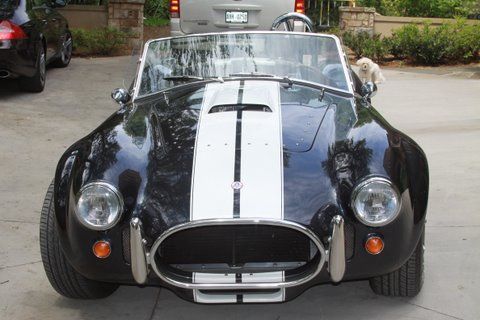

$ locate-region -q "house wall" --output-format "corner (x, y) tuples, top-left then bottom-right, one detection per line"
(374, 15), (480, 37)
(58, 5), (108, 29)
(339, 6), (480, 37)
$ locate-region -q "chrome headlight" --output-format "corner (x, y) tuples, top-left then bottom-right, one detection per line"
(75, 182), (123, 230)
(351, 177), (401, 227)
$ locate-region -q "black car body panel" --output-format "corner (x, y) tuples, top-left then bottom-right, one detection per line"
(52, 76), (428, 302)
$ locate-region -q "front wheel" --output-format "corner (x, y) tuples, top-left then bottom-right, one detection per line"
(39, 182), (119, 299)
(369, 229), (425, 297)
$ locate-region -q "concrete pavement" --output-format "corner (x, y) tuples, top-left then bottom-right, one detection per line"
(0, 58), (479, 320)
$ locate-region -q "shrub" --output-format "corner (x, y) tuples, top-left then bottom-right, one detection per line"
(342, 31), (389, 62)
(144, 0), (169, 20)
(384, 24), (419, 60)
(144, 16), (170, 27)
(396, 0), (477, 18)
(357, 0), (477, 18)
(388, 23), (447, 65)
(388, 20), (480, 65)
(71, 27), (130, 56)
(356, 0), (400, 16)
(443, 20), (480, 62)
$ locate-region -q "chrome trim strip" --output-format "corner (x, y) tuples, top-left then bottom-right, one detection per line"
(132, 31), (354, 100)
(149, 219), (326, 290)
(328, 215), (346, 283)
(130, 218), (149, 284)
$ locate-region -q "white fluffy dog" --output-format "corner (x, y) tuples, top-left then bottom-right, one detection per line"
(356, 57), (386, 84)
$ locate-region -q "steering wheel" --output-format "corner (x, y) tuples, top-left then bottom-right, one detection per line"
(271, 12), (314, 33)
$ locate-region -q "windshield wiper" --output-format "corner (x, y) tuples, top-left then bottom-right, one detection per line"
(229, 72), (276, 78)
(229, 72), (295, 87)
(162, 75), (205, 81)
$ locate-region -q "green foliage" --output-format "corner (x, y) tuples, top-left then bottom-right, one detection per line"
(396, 0), (477, 18)
(71, 27), (129, 56)
(341, 19), (480, 65)
(443, 20), (480, 61)
(356, 0), (400, 16)
(356, 0), (477, 18)
(388, 20), (480, 64)
(144, 16), (170, 27)
(144, 0), (170, 20)
(383, 24), (418, 60)
(342, 31), (389, 62)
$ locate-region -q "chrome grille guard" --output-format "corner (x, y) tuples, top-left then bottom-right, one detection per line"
(129, 217), (345, 289)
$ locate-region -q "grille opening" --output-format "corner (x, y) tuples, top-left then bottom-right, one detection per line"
(155, 225), (321, 283)
(122, 228), (131, 264)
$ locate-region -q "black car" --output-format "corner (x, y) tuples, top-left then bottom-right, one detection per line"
(39, 14), (428, 304)
(0, 0), (71, 92)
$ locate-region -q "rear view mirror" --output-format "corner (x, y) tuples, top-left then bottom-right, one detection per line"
(360, 82), (377, 99)
(111, 88), (131, 105)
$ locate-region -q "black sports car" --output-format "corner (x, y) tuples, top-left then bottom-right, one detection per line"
(0, 0), (71, 92)
(39, 15), (429, 303)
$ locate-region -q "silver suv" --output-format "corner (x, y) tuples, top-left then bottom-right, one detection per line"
(169, 0), (306, 36)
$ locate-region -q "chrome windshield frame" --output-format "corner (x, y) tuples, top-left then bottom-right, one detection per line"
(132, 31), (354, 100)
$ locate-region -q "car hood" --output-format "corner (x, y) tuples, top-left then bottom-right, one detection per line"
(135, 79), (334, 155)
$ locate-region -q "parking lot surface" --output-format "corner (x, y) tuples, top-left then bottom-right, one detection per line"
(1, 58), (479, 320)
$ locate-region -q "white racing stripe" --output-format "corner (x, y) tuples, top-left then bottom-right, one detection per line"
(191, 80), (284, 220)
(190, 81), (240, 220)
(239, 81), (283, 219)
(193, 272), (285, 304)
(190, 80), (285, 303)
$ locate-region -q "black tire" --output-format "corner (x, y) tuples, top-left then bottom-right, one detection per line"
(52, 31), (72, 68)
(369, 229), (425, 297)
(19, 44), (46, 92)
(39, 182), (119, 299)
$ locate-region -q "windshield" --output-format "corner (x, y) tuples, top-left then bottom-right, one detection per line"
(136, 32), (350, 97)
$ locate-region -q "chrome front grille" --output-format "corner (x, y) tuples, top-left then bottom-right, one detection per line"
(148, 219), (327, 290)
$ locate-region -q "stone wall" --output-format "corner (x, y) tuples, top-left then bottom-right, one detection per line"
(339, 6), (376, 35)
(108, 0), (145, 54)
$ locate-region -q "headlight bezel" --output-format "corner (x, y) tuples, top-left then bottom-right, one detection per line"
(350, 176), (402, 227)
(75, 181), (124, 231)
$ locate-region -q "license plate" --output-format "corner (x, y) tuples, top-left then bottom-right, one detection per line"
(225, 11), (248, 24)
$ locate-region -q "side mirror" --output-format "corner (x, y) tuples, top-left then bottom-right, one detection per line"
(360, 81), (377, 99)
(51, 0), (67, 7)
(111, 88), (131, 105)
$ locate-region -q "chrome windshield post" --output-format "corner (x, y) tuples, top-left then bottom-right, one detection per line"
(130, 218), (149, 284)
(328, 215), (346, 283)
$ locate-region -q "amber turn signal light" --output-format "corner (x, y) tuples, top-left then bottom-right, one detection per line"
(93, 240), (111, 259)
(365, 236), (384, 255)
